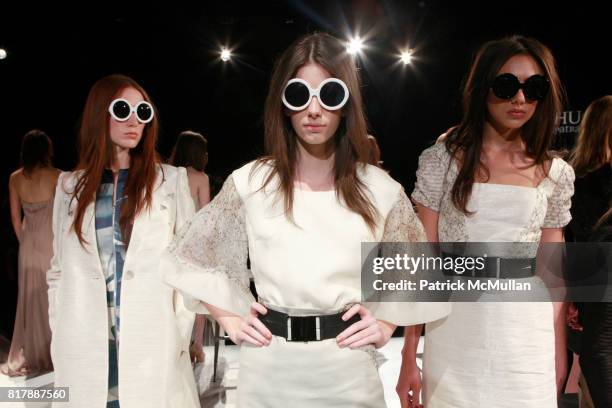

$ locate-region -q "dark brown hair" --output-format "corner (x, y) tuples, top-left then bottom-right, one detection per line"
(71, 74), (160, 246)
(255, 32), (378, 230)
(20, 129), (53, 177)
(366, 134), (382, 167)
(570, 95), (612, 231)
(570, 95), (612, 177)
(169, 130), (208, 172)
(446, 35), (564, 214)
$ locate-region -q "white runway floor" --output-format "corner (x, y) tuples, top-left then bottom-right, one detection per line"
(0, 336), (422, 407)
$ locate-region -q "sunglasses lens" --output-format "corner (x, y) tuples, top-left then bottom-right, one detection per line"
(320, 81), (347, 109)
(111, 100), (131, 120)
(492, 74), (520, 99)
(136, 103), (153, 123)
(284, 82), (310, 108)
(523, 75), (549, 101)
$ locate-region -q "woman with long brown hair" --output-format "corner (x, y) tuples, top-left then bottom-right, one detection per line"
(46, 74), (198, 408)
(162, 32), (447, 407)
(568, 95), (612, 407)
(2, 129), (59, 377)
(170, 130), (211, 210)
(396, 36), (573, 407)
(169, 130), (211, 365)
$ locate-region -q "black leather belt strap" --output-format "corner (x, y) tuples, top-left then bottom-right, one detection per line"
(441, 252), (536, 279)
(259, 308), (361, 342)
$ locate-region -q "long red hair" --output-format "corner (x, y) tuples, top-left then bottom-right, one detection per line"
(71, 74), (160, 246)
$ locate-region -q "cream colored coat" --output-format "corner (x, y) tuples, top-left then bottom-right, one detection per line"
(47, 164), (198, 408)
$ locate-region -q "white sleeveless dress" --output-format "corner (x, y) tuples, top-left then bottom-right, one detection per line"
(412, 142), (575, 408)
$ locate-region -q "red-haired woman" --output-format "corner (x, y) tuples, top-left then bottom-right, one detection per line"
(162, 32), (448, 407)
(47, 75), (198, 408)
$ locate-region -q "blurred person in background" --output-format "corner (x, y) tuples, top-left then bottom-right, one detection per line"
(2, 129), (59, 377)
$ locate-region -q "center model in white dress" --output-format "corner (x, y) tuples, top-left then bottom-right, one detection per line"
(412, 142), (575, 408)
(162, 160), (450, 407)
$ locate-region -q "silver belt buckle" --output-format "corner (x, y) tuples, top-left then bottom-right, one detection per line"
(286, 315), (322, 341)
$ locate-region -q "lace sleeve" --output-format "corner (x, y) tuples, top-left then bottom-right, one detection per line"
(161, 175), (255, 317)
(382, 189), (427, 242)
(411, 143), (449, 212)
(369, 187), (451, 326)
(543, 159), (575, 228)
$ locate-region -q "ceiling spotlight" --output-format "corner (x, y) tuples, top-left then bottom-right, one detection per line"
(220, 48), (231, 62)
(400, 50), (413, 65)
(0, 48), (7, 60)
(346, 37), (364, 55)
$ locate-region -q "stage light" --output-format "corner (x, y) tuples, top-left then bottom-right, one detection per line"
(220, 48), (231, 62)
(0, 48), (7, 60)
(346, 37), (364, 55)
(400, 50), (413, 65)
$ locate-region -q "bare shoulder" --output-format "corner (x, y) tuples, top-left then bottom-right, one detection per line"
(193, 171), (210, 187)
(9, 168), (23, 187)
(436, 132), (448, 143)
(197, 171), (209, 182)
(45, 167), (61, 181)
(184, 166), (205, 179)
(436, 126), (459, 143)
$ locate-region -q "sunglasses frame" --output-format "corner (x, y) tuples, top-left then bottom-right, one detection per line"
(282, 78), (350, 111)
(108, 98), (155, 124)
(491, 73), (549, 102)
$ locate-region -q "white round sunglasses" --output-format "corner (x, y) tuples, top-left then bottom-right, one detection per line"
(108, 98), (155, 124)
(281, 78), (350, 111)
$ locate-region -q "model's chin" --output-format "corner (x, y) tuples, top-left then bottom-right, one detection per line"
(490, 115), (529, 131)
(115, 138), (141, 149)
(302, 129), (336, 142)
(502, 118), (529, 129)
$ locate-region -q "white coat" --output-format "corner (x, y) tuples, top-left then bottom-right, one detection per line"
(47, 164), (199, 408)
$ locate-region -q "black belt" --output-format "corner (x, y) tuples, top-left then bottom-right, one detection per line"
(259, 308), (360, 342)
(441, 252), (536, 279)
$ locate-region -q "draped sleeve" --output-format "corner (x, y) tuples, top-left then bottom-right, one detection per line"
(368, 188), (451, 326)
(161, 175), (255, 317)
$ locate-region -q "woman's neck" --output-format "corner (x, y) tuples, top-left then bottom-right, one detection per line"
(110, 145), (131, 171)
(295, 140), (335, 190)
(482, 119), (524, 152)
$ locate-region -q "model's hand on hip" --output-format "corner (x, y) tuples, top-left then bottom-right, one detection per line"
(222, 302), (272, 347)
(336, 304), (396, 349)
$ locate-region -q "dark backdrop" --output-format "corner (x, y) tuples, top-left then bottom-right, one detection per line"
(1, 0), (609, 336)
